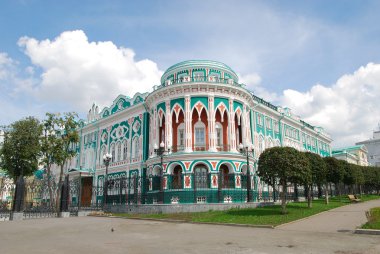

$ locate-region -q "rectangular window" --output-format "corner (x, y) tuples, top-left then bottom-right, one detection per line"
(266, 118), (271, 129)
(179, 130), (184, 146)
(123, 145), (128, 160)
(274, 121), (279, 132)
(195, 127), (205, 145)
(257, 114), (263, 126)
(216, 128), (222, 146)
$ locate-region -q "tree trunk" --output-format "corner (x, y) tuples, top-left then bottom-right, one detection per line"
(55, 163), (65, 212)
(293, 183), (299, 202)
(46, 164), (54, 209)
(318, 184), (322, 199)
(325, 183), (329, 204)
(281, 181), (287, 214)
(306, 185), (312, 208)
(338, 183), (342, 201)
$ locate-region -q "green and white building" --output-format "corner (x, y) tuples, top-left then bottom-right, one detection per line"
(67, 60), (332, 205)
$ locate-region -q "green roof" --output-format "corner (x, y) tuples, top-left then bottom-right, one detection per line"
(332, 145), (366, 154)
(161, 60), (238, 83)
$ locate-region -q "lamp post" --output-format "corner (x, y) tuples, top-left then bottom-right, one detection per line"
(239, 143), (254, 203)
(102, 153), (112, 209)
(154, 141), (170, 203)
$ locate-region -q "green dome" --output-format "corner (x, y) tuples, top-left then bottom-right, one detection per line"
(161, 60), (238, 84)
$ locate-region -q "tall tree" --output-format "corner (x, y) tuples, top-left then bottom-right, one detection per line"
(54, 112), (79, 209)
(54, 112), (79, 185)
(324, 157), (344, 198)
(40, 113), (62, 207)
(258, 147), (311, 214)
(304, 152), (328, 206)
(0, 117), (42, 181)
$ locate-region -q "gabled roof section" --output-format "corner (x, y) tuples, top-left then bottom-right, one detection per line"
(99, 92), (149, 119)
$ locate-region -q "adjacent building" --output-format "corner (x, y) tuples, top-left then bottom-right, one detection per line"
(356, 128), (380, 166)
(332, 145), (369, 166)
(66, 60), (332, 205)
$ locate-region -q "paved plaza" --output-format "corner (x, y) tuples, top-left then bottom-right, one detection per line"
(1, 200), (380, 254)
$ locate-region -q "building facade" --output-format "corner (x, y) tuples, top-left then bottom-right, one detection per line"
(356, 129), (380, 166)
(332, 145), (369, 166)
(68, 60), (332, 205)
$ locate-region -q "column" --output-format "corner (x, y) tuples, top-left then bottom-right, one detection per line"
(184, 95), (193, 152)
(244, 104), (252, 146)
(208, 95), (217, 152)
(229, 98), (237, 152)
(165, 100), (172, 150)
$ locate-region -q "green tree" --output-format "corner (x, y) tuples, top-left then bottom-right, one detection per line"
(0, 117), (42, 181)
(40, 112), (79, 210)
(304, 152), (328, 206)
(258, 147), (311, 214)
(54, 112), (79, 185)
(54, 112), (79, 209)
(324, 157), (344, 198)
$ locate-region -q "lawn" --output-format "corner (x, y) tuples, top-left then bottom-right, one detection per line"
(362, 207), (380, 229)
(113, 194), (380, 227)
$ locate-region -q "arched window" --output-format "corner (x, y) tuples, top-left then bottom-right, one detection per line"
(259, 136), (264, 154)
(177, 123), (185, 148)
(219, 165), (231, 189)
(172, 166), (182, 189)
(133, 137), (139, 159)
(111, 143), (115, 163)
(117, 142), (121, 162)
(194, 165), (208, 189)
(216, 122), (223, 147)
(236, 128), (240, 148)
(100, 146), (106, 165)
(123, 140), (128, 160)
(194, 121), (205, 148)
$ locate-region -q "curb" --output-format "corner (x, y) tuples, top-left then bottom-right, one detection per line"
(354, 228), (380, 235)
(90, 214), (274, 229)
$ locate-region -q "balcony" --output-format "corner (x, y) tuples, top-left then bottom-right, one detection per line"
(153, 75), (245, 91)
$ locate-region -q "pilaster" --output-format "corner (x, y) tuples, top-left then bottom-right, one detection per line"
(184, 95), (193, 152)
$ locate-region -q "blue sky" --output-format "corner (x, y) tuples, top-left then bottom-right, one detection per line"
(1, 0), (380, 147)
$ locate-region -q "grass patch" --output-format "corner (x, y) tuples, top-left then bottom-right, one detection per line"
(362, 207), (380, 229)
(113, 194), (380, 227)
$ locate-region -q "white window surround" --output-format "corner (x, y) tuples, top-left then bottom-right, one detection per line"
(194, 121), (206, 146)
(216, 122), (223, 147)
(133, 137), (139, 159)
(177, 123), (185, 147)
(123, 140), (128, 160)
(111, 144), (115, 162)
(117, 142), (121, 161)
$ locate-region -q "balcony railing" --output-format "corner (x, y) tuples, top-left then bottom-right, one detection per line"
(193, 145), (209, 151)
(153, 75), (245, 91)
(171, 145), (185, 153)
(216, 144), (230, 152)
(170, 144), (231, 153)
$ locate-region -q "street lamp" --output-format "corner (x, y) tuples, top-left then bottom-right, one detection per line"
(102, 153), (112, 209)
(154, 141), (170, 203)
(239, 143), (254, 203)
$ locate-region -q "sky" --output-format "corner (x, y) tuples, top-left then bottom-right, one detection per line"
(1, 0), (380, 148)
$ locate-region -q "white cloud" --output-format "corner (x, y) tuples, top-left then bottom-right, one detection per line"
(280, 63), (380, 147)
(17, 30), (163, 112)
(240, 73), (278, 102)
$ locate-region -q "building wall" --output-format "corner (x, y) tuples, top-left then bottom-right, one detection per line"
(356, 130), (380, 166)
(68, 60), (333, 204)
